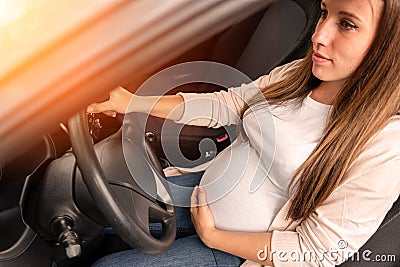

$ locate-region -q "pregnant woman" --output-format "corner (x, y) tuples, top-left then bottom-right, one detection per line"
(89, 0), (400, 266)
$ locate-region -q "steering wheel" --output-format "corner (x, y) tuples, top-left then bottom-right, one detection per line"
(68, 110), (176, 254)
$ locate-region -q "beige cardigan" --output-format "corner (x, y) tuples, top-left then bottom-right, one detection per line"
(243, 123), (400, 266)
(243, 82), (400, 266)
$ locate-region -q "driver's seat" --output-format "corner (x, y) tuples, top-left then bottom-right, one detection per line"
(147, 0), (400, 265)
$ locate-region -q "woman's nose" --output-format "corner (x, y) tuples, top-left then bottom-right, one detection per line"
(312, 20), (332, 47)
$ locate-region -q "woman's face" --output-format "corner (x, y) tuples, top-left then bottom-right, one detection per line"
(311, 0), (384, 84)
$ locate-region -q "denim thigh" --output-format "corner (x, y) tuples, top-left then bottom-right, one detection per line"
(92, 235), (242, 267)
(150, 172), (204, 239)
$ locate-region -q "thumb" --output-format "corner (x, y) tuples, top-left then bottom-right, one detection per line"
(190, 186), (199, 207)
(87, 100), (115, 113)
(198, 186), (208, 206)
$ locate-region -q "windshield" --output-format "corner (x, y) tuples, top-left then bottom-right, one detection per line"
(0, 0), (114, 80)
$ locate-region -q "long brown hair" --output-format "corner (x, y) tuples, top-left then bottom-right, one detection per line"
(242, 0), (400, 221)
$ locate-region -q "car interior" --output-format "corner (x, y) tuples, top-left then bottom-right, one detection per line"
(0, 0), (398, 266)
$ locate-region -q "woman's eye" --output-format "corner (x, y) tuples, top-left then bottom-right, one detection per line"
(320, 9), (328, 19)
(340, 20), (358, 31)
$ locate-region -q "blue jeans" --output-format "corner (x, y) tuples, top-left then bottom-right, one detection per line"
(93, 173), (242, 267)
(150, 172), (204, 239)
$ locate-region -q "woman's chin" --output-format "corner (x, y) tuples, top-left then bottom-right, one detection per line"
(311, 66), (332, 82)
(312, 66), (324, 79)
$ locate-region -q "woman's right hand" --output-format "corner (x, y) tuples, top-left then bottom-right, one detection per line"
(87, 86), (133, 117)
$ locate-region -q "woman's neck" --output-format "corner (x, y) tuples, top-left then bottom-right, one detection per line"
(310, 80), (345, 105)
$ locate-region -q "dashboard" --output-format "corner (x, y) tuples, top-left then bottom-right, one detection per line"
(0, 114), (122, 250)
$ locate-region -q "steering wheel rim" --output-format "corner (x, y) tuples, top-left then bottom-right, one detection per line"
(68, 110), (176, 254)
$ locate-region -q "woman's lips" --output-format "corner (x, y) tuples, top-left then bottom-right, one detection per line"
(312, 52), (331, 63)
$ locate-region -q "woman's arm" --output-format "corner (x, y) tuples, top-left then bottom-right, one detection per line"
(191, 186), (274, 266)
(87, 60), (301, 125)
(87, 86), (184, 120)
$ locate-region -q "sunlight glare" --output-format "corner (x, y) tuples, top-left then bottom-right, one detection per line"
(0, 0), (26, 26)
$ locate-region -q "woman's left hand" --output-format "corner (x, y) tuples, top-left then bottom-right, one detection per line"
(190, 185), (217, 247)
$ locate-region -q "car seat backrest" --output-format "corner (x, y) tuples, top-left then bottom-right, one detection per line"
(236, 0), (320, 80)
(236, 0), (305, 79)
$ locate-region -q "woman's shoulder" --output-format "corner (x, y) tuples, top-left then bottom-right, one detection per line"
(254, 59), (304, 88)
(384, 115), (400, 129)
(347, 116), (400, 177)
(374, 116), (400, 148)
(368, 116), (400, 156)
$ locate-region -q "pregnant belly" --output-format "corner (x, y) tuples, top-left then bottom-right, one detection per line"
(199, 140), (287, 232)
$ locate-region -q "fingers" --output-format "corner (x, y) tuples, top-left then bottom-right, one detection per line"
(197, 186), (208, 206)
(86, 104), (117, 117)
(190, 185), (216, 241)
(87, 86), (132, 115)
(190, 185), (199, 208)
(190, 185), (208, 208)
(87, 100), (114, 114)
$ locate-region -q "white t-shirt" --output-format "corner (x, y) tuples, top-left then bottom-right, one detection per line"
(175, 60), (332, 231)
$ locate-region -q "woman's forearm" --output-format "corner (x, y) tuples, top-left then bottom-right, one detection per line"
(130, 94), (184, 121)
(87, 87), (184, 120)
(206, 229), (274, 266)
